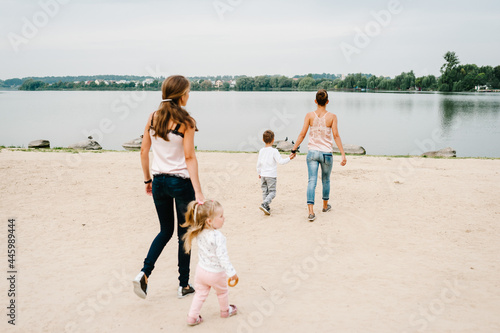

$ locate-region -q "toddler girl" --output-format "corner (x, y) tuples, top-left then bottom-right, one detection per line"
(182, 200), (238, 326)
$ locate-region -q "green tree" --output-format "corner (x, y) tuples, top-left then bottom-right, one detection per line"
(492, 65), (500, 88)
(269, 76), (280, 89)
(298, 77), (315, 90)
(254, 75), (270, 90)
(190, 81), (201, 91)
(200, 80), (213, 91)
(452, 81), (464, 92)
(356, 76), (368, 89)
(475, 73), (487, 85)
(439, 51), (460, 92)
(440, 51), (460, 74)
(317, 80), (333, 90)
(367, 75), (378, 89)
(421, 75), (437, 90)
(342, 74), (356, 89)
(278, 76), (292, 89)
(235, 77), (255, 91)
(19, 79), (46, 90)
(4, 78), (23, 87)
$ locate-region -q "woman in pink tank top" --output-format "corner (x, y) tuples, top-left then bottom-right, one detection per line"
(133, 75), (205, 300)
(291, 89), (347, 222)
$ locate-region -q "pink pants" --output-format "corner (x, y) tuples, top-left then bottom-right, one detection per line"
(188, 264), (229, 320)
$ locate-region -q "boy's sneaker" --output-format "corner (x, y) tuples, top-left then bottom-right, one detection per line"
(259, 204), (270, 215)
(133, 271), (148, 299)
(177, 284), (195, 298)
(322, 204), (332, 212)
(308, 214), (316, 222)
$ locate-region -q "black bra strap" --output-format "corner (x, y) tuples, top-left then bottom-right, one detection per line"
(150, 113), (183, 137)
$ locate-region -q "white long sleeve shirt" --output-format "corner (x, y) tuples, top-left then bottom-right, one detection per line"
(256, 147), (290, 177)
(196, 229), (236, 277)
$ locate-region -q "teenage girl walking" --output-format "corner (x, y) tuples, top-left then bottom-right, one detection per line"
(291, 89), (347, 221)
(133, 75), (205, 299)
(181, 200), (238, 326)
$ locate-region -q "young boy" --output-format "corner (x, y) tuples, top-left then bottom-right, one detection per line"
(256, 130), (294, 215)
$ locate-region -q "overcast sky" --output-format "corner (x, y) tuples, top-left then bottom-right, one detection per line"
(1, 0), (499, 80)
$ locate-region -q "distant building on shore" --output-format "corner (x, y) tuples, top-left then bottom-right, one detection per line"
(475, 85), (491, 92)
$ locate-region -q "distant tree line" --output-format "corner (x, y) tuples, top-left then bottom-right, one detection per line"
(18, 79), (162, 91)
(6, 52), (500, 92)
(438, 51), (500, 92)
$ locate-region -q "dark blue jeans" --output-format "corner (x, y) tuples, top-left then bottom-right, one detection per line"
(141, 174), (195, 287)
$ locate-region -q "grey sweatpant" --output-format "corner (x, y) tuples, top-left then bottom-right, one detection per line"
(261, 177), (277, 207)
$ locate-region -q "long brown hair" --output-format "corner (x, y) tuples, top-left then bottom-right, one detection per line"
(181, 200), (222, 254)
(151, 75), (196, 141)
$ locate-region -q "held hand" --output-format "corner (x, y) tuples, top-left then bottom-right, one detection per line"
(258, 175), (261, 179)
(145, 183), (152, 196)
(195, 192), (205, 204)
(290, 153), (296, 160)
(340, 155), (347, 166)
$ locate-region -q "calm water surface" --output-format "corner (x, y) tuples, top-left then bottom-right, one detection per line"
(1, 90), (499, 157)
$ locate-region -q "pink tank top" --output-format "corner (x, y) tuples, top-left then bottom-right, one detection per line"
(308, 111), (333, 152)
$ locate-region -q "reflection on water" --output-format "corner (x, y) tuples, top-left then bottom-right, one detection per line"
(0, 91), (499, 157)
(440, 94), (500, 133)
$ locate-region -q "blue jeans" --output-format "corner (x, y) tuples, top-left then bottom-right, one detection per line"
(306, 150), (333, 205)
(142, 174), (195, 287)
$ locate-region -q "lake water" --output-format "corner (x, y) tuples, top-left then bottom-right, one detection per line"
(1, 90), (500, 157)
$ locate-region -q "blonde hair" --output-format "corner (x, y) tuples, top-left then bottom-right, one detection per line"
(152, 75), (196, 141)
(181, 200), (222, 254)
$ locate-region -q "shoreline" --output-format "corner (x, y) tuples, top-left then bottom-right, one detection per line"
(3, 88), (500, 94)
(2, 147), (500, 159)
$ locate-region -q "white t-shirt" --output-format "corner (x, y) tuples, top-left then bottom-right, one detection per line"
(256, 147), (290, 178)
(196, 229), (236, 277)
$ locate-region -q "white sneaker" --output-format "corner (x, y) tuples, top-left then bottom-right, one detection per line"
(133, 272), (148, 299)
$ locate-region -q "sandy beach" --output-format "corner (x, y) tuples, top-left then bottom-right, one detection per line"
(0, 149), (499, 333)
